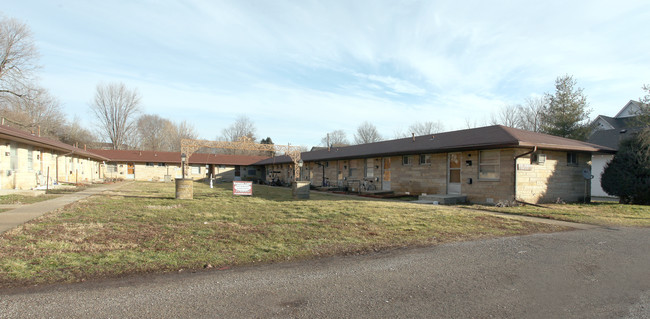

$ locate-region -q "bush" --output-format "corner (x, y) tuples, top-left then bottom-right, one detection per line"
(601, 128), (650, 204)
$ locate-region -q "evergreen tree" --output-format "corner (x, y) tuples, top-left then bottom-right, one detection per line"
(541, 75), (591, 140)
(634, 84), (650, 127)
(601, 128), (650, 204)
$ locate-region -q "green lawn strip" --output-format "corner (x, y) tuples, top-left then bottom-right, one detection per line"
(0, 181), (565, 288)
(45, 183), (102, 194)
(0, 194), (60, 205)
(467, 203), (650, 227)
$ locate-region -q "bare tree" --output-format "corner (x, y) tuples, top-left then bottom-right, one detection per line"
(464, 117), (485, 129)
(490, 104), (522, 128)
(56, 116), (97, 148)
(354, 121), (382, 144)
(408, 121), (444, 135)
(0, 16), (39, 99)
(0, 86), (69, 137)
(169, 120), (198, 152)
(90, 82), (141, 150)
(136, 114), (173, 151)
(517, 96), (547, 132)
(320, 129), (350, 147)
(221, 115), (257, 142)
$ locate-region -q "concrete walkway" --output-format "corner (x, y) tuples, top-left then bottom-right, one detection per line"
(312, 188), (600, 230)
(458, 207), (601, 230)
(0, 182), (129, 234)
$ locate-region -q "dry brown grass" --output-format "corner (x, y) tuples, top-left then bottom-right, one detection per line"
(0, 181), (566, 288)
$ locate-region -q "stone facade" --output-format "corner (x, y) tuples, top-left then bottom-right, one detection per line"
(515, 150), (591, 203)
(0, 138), (103, 190)
(105, 162), (262, 182)
(264, 147), (593, 204)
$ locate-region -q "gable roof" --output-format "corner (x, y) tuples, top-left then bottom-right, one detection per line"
(586, 127), (644, 150)
(0, 124), (108, 161)
(256, 125), (615, 165)
(614, 100), (643, 118)
(89, 149), (269, 166)
(591, 115), (641, 131)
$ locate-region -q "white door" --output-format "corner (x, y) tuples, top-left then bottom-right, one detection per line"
(447, 153), (461, 195)
(382, 157), (391, 191)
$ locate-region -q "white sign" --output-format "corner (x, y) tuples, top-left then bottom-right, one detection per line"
(233, 181), (253, 196)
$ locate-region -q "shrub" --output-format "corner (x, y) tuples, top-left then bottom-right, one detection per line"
(601, 128), (650, 204)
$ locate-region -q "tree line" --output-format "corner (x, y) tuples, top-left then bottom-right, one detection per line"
(0, 15), (198, 152)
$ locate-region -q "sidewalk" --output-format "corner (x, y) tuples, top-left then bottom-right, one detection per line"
(0, 182), (129, 234)
(457, 207), (600, 230)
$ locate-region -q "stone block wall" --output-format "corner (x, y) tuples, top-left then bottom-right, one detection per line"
(0, 138), (102, 189)
(390, 154), (446, 194)
(516, 150), (591, 203)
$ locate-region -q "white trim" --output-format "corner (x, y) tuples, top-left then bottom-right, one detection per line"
(479, 150), (500, 181)
(614, 100), (642, 118)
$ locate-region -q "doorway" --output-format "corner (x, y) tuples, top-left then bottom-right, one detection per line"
(127, 162), (135, 179)
(447, 153), (461, 194)
(382, 157), (391, 191)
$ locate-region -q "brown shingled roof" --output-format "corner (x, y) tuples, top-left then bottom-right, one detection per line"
(0, 124), (108, 161)
(89, 149), (269, 166)
(256, 125), (616, 165)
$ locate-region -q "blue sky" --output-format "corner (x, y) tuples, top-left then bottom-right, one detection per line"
(4, 1), (650, 147)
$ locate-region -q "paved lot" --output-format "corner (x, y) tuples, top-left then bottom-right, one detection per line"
(2, 227), (648, 318)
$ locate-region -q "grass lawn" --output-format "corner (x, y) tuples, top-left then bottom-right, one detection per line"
(45, 183), (102, 194)
(0, 181), (566, 288)
(0, 194), (60, 205)
(469, 203), (650, 227)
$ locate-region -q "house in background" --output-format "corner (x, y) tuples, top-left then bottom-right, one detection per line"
(0, 124), (108, 190)
(89, 149), (268, 182)
(587, 100), (647, 198)
(257, 125), (614, 204)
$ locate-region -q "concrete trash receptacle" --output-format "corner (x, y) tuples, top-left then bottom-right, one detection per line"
(292, 181), (310, 199)
(175, 178), (193, 199)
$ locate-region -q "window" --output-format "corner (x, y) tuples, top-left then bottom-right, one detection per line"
(158, 163), (165, 167)
(419, 154), (431, 165)
(479, 150), (500, 180)
(146, 162), (155, 167)
(191, 166), (200, 174)
(108, 164), (118, 173)
(402, 155), (412, 166)
(9, 142), (17, 170)
(27, 147), (33, 171)
(567, 152), (578, 166)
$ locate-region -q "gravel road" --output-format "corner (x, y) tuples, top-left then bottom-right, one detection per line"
(2, 227), (649, 318)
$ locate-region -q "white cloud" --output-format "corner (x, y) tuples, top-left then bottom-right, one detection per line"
(4, 0), (650, 148)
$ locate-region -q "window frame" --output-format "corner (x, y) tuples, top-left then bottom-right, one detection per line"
(478, 150), (500, 181)
(419, 154), (431, 165)
(567, 152), (578, 166)
(402, 155), (412, 166)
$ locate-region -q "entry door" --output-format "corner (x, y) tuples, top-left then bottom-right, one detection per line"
(127, 163), (135, 179)
(447, 153), (461, 194)
(382, 157), (391, 191)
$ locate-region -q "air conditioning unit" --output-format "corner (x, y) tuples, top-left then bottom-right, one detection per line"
(531, 153), (546, 165)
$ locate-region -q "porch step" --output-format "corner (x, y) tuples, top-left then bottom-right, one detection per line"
(359, 190), (394, 196)
(417, 194), (467, 205)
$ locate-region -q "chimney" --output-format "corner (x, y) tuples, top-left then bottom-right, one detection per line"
(38, 126), (41, 137)
(412, 133), (415, 142)
(84, 144), (87, 151)
(327, 133), (331, 152)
